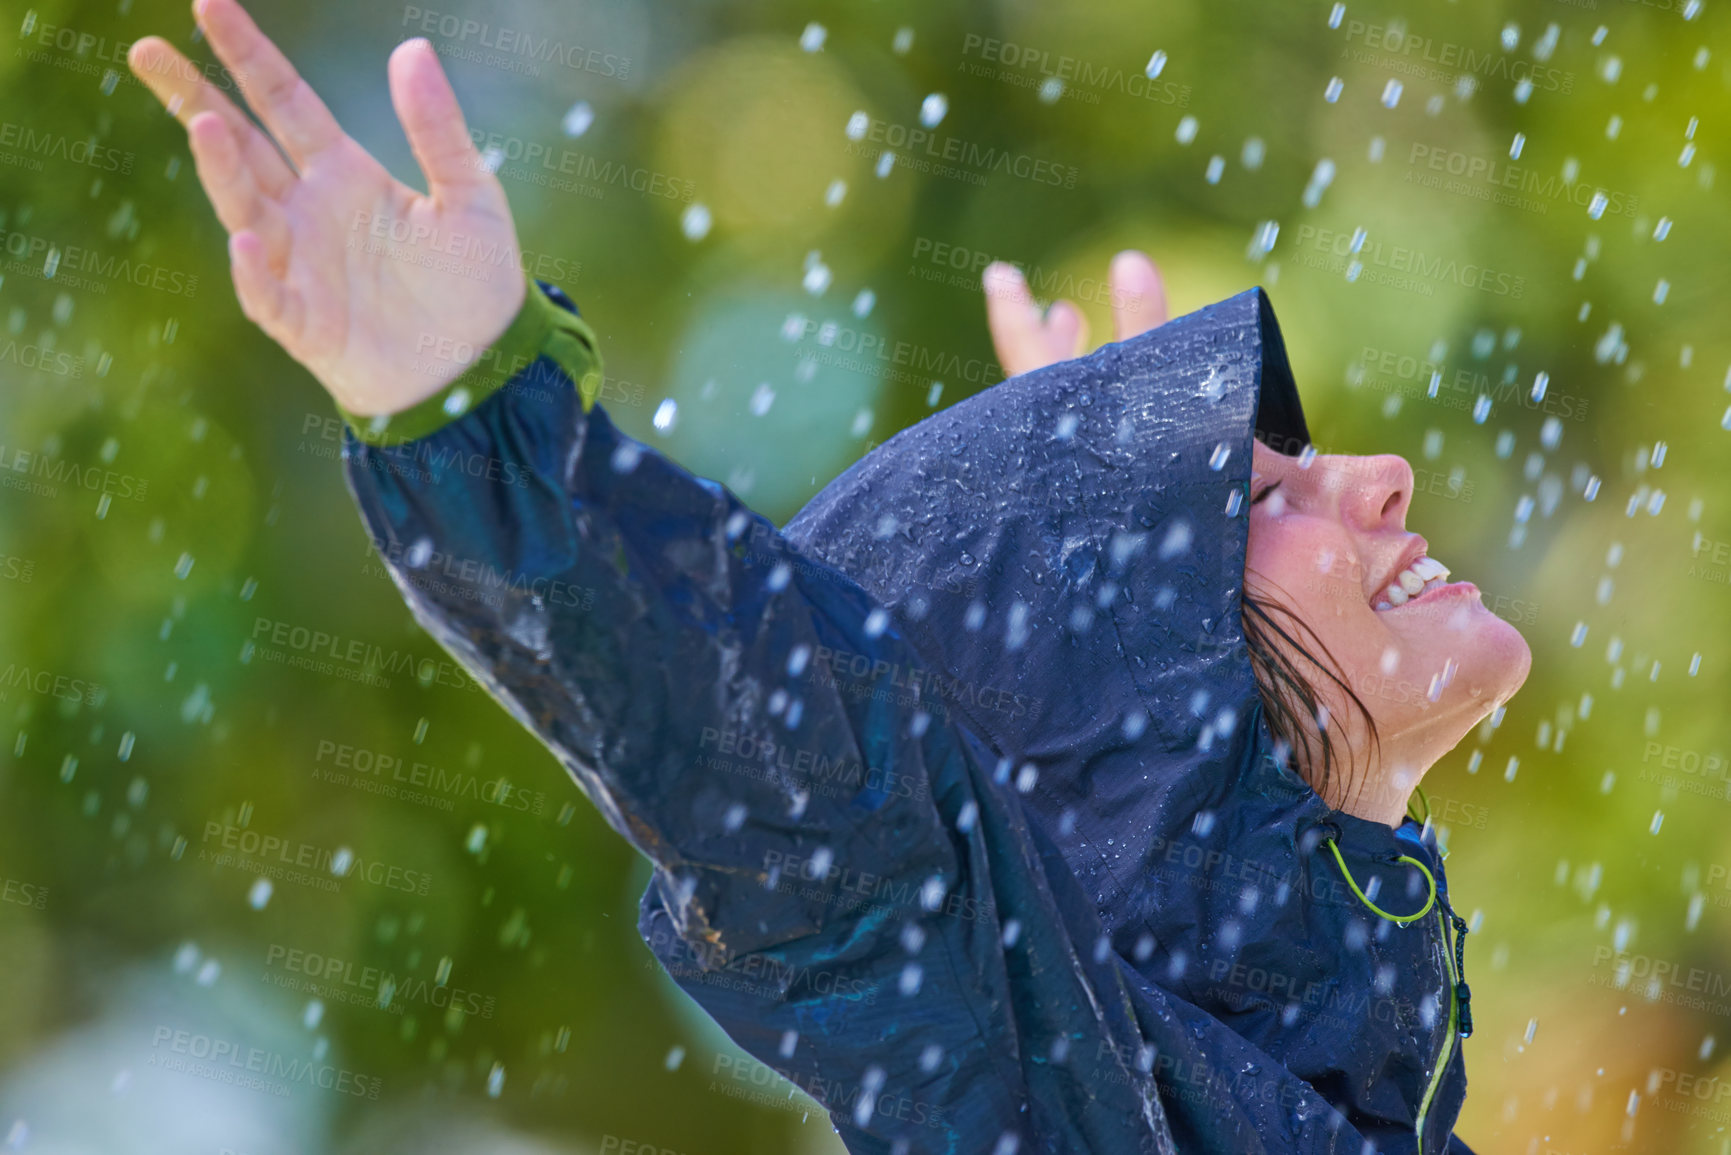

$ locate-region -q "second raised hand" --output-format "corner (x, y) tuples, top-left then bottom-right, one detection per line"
(982, 250), (1170, 379)
(126, 0), (527, 417)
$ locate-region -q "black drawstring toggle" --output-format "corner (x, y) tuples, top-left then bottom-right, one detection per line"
(1451, 912), (1473, 1039)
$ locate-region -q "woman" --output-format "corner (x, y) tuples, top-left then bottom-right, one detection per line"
(128, 5), (1530, 1152)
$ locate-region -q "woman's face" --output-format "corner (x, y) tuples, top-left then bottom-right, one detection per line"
(1244, 437), (1532, 816)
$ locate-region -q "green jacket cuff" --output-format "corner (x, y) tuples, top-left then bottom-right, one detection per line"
(335, 274), (605, 447)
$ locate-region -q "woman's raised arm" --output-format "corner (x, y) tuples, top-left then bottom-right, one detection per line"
(128, 6), (1175, 1149)
(128, 0), (527, 419)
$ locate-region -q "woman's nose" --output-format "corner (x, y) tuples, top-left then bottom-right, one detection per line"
(1332, 454), (1414, 529)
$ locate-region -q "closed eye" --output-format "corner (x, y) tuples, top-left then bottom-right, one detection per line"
(1251, 480), (1283, 506)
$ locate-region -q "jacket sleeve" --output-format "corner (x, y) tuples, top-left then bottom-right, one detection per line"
(334, 275), (1176, 1153)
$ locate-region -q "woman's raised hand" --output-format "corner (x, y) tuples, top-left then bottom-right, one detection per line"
(127, 0), (526, 417)
(983, 250), (1170, 379)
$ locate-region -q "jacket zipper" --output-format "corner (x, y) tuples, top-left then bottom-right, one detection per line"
(1414, 906), (1470, 1151)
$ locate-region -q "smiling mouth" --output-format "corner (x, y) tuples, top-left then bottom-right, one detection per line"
(1372, 556), (1457, 612)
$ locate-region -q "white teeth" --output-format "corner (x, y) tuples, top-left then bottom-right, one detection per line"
(1373, 556), (1454, 611)
(1411, 556), (1450, 580)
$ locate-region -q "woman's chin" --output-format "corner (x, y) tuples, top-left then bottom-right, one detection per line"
(1455, 610), (1533, 705)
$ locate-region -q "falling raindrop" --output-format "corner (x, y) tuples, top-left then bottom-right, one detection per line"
(680, 204), (712, 242)
(561, 101), (594, 138)
(799, 23), (827, 52)
(1302, 159), (1335, 208)
(919, 93), (949, 128)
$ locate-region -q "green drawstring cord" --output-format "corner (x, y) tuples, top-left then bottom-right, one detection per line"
(1321, 837), (1437, 926)
(1407, 784), (1433, 826)
(1320, 819), (1474, 1038)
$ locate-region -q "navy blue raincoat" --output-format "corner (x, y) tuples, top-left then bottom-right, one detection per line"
(337, 276), (1477, 1154)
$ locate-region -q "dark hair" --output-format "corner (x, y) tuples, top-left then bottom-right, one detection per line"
(1241, 585), (1382, 807)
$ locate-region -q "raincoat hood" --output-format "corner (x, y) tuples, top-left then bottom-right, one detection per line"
(782, 286), (1317, 931)
(783, 287), (1472, 1150)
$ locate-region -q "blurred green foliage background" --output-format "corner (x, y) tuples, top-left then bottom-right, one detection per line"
(0, 0), (1728, 1151)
